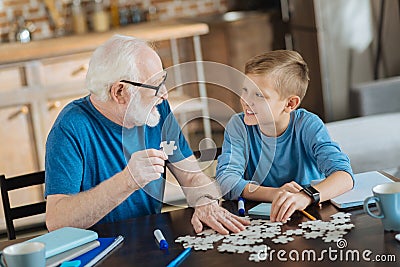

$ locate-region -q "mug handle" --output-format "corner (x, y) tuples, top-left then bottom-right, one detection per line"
(364, 196), (384, 219)
(0, 251), (6, 267)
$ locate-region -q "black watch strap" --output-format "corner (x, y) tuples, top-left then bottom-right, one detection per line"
(301, 186), (320, 205)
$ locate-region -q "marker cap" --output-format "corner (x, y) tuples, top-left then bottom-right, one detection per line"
(160, 239), (169, 250)
(154, 229), (169, 250)
(238, 197), (245, 216)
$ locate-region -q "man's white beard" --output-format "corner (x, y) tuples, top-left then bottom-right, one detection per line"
(125, 93), (161, 128)
(143, 106), (160, 127)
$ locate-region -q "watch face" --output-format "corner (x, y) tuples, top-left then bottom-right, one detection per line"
(304, 186), (320, 204)
(307, 186), (319, 195)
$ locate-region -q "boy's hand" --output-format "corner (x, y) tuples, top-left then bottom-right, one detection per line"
(270, 182), (311, 223)
(279, 181), (303, 193)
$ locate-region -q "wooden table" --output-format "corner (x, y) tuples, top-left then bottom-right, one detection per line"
(1, 203), (399, 266)
(84, 201), (399, 267)
(1, 175), (399, 266)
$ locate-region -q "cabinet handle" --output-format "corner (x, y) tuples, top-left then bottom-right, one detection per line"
(71, 63), (88, 76)
(48, 101), (61, 111)
(8, 106), (29, 120)
(280, 0), (290, 22)
(284, 33), (294, 51)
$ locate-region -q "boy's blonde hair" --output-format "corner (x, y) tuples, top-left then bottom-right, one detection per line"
(245, 50), (309, 100)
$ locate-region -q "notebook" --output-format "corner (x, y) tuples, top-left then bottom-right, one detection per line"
(71, 236), (124, 267)
(330, 171), (394, 209)
(248, 202), (272, 218)
(25, 227), (98, 258)
(46, 240), (100, 267)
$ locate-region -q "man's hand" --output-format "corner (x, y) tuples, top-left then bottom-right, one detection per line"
(270, 181), (311, 223)
(126, 149), (167, 188)
(191, 201), (250, 235)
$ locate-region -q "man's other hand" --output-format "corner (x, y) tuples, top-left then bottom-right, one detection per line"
(191, 200), (250, 235)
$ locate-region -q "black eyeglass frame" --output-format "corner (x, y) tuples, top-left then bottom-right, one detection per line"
(120, 72), (167, 96)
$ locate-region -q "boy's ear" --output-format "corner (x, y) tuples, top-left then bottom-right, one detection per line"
(285, 95), (301, 112)
(110, 82), (130, 104)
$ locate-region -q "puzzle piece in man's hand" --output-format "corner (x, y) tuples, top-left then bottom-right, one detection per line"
(160, 141), (177, 157)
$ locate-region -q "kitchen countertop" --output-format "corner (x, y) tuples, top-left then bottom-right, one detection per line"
(0, 20), (209, 65)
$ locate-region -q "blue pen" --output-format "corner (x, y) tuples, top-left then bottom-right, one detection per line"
(60, 260), (81, 267)
(154, 229), (169, 250)
(166, 247), (192, 267)
(238, 197), (245, 216)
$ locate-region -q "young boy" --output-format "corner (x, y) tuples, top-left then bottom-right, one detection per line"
(216, 50), (354, 223)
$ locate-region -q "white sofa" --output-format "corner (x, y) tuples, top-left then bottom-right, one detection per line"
(326, 112), (400, 176)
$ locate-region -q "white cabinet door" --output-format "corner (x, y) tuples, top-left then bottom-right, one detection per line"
(0, 105), (39, 177)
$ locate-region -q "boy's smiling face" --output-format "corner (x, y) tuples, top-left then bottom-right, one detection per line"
(240, 74), (296, 136)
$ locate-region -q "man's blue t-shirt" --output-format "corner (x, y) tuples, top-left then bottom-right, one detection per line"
(216, 109), (354, 200)
(45, 96), (192, 224)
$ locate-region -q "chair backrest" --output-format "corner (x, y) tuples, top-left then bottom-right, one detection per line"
(193, 147), (222, 161)
(193, 147), (222, 178)
(162, 148), (222, 206)
(0, 171), (46, 240)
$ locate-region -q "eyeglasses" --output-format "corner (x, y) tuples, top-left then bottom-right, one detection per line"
(120, 72), (167, 96)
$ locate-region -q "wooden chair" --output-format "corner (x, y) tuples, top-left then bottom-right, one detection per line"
(193, 147), (222, 162)
(0, 171), (47, 240)
(162, 147), (222, 210)
(193, 147), (222, 178)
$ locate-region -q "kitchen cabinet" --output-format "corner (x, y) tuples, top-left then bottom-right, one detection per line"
(0, 104), (38, 177)
(0, 21), (210, 232)
(0, 20), (210, 176)
(0, 56), (90, 177)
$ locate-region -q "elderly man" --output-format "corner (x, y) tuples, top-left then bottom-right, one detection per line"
(45, 35), (248, 234)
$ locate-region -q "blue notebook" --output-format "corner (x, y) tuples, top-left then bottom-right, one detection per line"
(248, 203), (272, 218)
(25, 227), (98, 258)
(46, 240), (100, 267)
(71, 236), (124, 267)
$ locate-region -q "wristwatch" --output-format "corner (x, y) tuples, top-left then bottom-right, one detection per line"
(300, 186), (320, 205)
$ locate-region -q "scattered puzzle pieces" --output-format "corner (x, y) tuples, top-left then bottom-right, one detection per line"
(175, 212), (355, 261)
(272, 235), (294, 244)
(284, 229), (304, 236)
(249, 253), (266, 262)
(303, 231), (325, 239)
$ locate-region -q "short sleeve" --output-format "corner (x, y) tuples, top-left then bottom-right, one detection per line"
(45, 123), (84, 197)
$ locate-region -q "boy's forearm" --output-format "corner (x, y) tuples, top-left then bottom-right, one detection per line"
(313, 170), (353, 202)
(241, 183), (277, 202)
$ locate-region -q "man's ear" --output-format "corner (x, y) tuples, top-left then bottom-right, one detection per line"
(110, 82), (129, 104)
(284, 95), (301, 112)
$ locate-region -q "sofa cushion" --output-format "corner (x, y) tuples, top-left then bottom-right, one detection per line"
(350, 76), (400, 116)
(326, 112), (400, 174)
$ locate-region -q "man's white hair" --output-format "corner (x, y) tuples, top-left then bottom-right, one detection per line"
(85, 34), (150, 102)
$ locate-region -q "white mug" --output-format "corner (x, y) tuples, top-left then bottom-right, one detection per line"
(0, 242), (45, 267)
